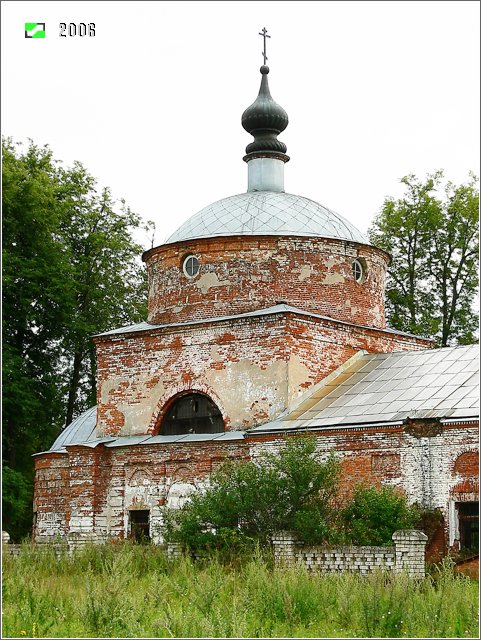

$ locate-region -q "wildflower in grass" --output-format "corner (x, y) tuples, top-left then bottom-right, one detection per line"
(20, 632), (26, 637)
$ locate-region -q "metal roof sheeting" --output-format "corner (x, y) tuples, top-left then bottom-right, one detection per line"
(48, 406), (97, 452)
(165, 191), (369, 245)
(46, 405), (246, 452)
(251, 345), (479, 434)
(95, 304), (425, 339)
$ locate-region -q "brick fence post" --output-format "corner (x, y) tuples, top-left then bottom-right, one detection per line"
(392, 529), (428, 577)
(272, 531), (297, 567)
(166, 542), (183, 559)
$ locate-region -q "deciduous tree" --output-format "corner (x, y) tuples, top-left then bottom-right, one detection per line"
(55, 162), (147, 425)
(2, 138), (148, 539)
(369, 172), (479, 346)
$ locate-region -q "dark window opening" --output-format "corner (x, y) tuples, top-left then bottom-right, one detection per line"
(160, 393), (224, 436)
(458, 502), (479, 552)
(130, 510), (150, 543)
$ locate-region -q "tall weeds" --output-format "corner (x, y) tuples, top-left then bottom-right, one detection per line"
(2, 542), (478, 638)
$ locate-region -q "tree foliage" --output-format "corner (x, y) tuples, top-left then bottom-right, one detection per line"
(162, 436), (342, 552)
(368, 172), (479, 346)
(341, 485), (421, 546)
(2, 138), (148, 539)
(54, 162), (147, 425)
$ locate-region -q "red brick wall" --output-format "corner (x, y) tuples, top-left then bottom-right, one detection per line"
(33, 422), (478, 551)
(143, 235), (389, 329)
(454, 555), (479, 579)
(425, 515), (447, 563)
(94, 311), (430, 437)
(34, 440), (250, 541)
(33, 454), (70, 540)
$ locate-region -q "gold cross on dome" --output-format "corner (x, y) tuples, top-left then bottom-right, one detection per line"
(259, 27), (271, 65)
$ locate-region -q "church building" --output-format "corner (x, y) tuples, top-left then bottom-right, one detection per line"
(33, 52), (479, 559)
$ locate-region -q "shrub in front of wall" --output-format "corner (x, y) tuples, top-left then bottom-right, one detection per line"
(162, 435), (342, 553)
(341, 484), (421, 546)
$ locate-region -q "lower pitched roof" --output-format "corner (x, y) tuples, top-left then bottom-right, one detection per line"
(250, 344), (479, 434)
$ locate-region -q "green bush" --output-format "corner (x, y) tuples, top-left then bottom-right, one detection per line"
(162, 435), (342, 551)
(341, 484), (421, 545)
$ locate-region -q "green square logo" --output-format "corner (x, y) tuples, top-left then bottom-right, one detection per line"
(25, 23), (45, 38)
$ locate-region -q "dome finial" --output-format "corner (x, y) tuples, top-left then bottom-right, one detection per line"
(259, 27), (270, 66)
(241, 29), (289, 164)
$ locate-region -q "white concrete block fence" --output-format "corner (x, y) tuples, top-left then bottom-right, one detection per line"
(4, 528), (428, 577)
(271, 529), (428, 577)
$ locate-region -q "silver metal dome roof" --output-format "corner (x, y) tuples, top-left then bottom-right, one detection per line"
(166, 191), (368, 245)
(49, 406), (97, 451)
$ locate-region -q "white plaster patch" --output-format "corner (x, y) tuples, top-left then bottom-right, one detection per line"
(100, 377), (165, 436)
(299, 265), (312, 282)
(319, 257), (345, 285)
(100, 377), (129, 405)
(125, 486), (151, 510)
(128, 469), (152, 486)
(195, 272), (230, 294)
(206, 359), (287, 428)
(322, 272), (345, 285)
(371, 304), (383, 324)
(287, 354), (312, 403)
(117, 377), (165, 435)
(210, 344), (223, 362)
(325, 257), (341, 269)
(166, 481), (196, 509)
(344, 299), (360, 314)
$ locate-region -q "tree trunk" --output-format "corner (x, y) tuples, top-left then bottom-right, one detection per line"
(65, 351), (84, 427)
(88, 344), (97, 408)
(4, 418), (17, 467)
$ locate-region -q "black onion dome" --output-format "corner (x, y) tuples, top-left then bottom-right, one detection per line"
(242, 66), (289, 158)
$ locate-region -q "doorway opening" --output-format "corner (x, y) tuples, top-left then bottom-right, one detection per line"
(129, 510), (150, 543)
(457, 502), (479, 552)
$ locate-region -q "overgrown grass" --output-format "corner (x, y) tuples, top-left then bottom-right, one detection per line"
(2, 542), (479, 638)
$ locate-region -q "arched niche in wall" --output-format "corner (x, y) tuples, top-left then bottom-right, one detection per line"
(159, 392), (224, 436)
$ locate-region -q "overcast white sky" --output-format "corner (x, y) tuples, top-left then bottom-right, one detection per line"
(2, 1), (479, 249)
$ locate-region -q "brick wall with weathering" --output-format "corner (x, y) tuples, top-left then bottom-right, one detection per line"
(271, 530), (428, 577)
(448, 448), (479, 554)
(33, 421), (478, 553)
(247, 421), (479, 560)
(35, 440), (250, 544)
(93, 312), (430, 437)
(142, 235), (390, 328)
(33, 453), (70, 542)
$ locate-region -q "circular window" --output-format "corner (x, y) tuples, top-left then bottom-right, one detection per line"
(183, 255), (200, 278)
(352, 259), (364, 283)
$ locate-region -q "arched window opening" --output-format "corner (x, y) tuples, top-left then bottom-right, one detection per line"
(160, 393), (224, 435)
